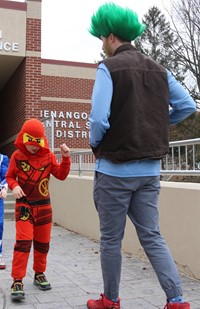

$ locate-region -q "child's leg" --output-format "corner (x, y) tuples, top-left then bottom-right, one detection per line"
(33, 205), (52, 273)
(11, 207), (33, 280)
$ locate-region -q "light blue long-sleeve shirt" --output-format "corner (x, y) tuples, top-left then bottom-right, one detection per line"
(89, 63), (197, 177)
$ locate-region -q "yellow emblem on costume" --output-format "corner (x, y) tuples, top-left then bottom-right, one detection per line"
(20, 207), (30, 221)
(23, 133), (45, 147)
(20, 161), (31, 172)
(20, 213), (30, 221)
(39, 178), (49, 196)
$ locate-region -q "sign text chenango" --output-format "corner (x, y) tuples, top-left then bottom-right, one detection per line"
(40, 110), (90, 139)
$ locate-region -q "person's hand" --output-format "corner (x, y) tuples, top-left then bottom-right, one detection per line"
(0, 187), (7, 199)
(60, 143), (70, 157)
(13, 186), (26, 199)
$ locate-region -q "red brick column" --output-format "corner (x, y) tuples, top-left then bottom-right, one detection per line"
(25, 0), (42, 119)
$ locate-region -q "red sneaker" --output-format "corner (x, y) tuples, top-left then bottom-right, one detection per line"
(164, 302), (190, 309)
(87, 293), (120, 309)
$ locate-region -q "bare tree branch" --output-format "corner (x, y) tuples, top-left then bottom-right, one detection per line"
(167, 0), (200, 101)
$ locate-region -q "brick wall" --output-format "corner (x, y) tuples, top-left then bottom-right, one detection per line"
(41, 74), (94, 149)
(42, 76), (93, 100)
(25, 13), (41, 119)
(25, 56), (41, 119)
(26, 18), (41, 52)
(41, 100), (91, 149)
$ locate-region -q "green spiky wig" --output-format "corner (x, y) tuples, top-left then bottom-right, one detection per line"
(89, 2), (146, 41)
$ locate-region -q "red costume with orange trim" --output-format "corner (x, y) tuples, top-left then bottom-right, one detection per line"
(6, 119), (70, 281)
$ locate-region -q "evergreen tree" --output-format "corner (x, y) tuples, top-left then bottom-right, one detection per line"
(135, 6), (186, 82)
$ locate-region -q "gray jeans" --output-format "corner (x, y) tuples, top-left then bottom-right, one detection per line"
(93, 172), (182, 301)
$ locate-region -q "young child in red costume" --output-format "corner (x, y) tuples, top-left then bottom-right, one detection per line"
(6, 118), (71, 301)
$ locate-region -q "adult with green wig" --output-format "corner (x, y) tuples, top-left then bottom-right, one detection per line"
(87, 2), (196, 309)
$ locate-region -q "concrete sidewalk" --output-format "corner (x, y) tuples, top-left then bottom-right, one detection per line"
(0, 219), (200, 309)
